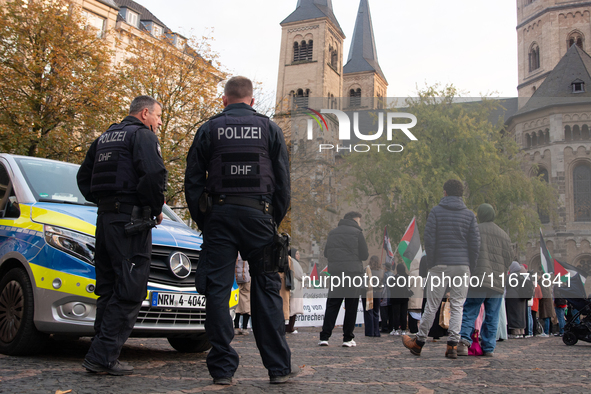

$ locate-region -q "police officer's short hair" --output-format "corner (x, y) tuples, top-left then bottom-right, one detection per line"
(343, 211), (362, 220)
(129, 95), (162, 115)
(443, 179), (464, 197)
(224, 76), (253, 100)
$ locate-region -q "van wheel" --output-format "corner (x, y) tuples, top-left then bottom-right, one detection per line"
(167, 333), (212, 353)
(562, 331), (578, 346)
(0, 268), (48, 355)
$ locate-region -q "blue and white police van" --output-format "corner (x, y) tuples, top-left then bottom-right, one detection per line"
(0, 154), (238, 355)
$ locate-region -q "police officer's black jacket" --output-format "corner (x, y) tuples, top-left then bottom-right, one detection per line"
(184, 103), (290, 227)
(77, 115), (167, 216)
(324, 218), (369, 275)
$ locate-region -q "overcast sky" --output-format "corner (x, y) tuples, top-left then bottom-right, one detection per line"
(138, 0), (518, 98)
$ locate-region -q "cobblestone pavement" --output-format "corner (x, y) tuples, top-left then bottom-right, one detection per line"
(1, 327), (590, 393)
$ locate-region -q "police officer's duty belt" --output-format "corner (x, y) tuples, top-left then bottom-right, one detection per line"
(212, 195), (273, 215)
(97, 199), (135, 215)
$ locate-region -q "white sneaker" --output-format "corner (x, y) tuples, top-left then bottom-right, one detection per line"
(538, 333), (549, 338)
(318, 340), (329, 346)
(401, 330), (409, 335)
(292, 330), (298, 334)
(342, 339), (356, 347)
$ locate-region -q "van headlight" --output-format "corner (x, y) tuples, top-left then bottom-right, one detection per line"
(44, 225), (95, 265)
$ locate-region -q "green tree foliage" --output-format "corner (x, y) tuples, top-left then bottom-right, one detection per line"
(345, 85), (558, 248)
(0, 0), (122, 162)
(118, 35), (225, 208)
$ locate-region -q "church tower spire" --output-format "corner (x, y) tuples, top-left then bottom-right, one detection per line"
(281, 0), (344, 37)
(343, 0), (387, 108)
(275, 0), (345, 114)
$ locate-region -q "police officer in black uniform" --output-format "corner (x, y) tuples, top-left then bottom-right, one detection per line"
(185, 76), (292, 385)
(77, 95), (167, 375)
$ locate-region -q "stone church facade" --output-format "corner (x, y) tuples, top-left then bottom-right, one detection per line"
(510, 0), (591, 277)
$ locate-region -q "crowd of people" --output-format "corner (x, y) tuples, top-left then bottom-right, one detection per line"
(285, 179), (588, 358)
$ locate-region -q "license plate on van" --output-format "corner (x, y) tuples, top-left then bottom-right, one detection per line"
(150, 292), (206, 309)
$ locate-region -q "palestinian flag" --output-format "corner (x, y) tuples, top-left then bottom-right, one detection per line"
(383, 226), (395, 264)
(320, 265), (330, 276)
(539, 229), (554, 274)
(398, 217), (423, 272)
(553, 259), (588, 299)
(310, 262), (320, 287)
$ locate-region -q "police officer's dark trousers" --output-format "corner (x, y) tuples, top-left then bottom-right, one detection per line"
(196, 204), (291, 379)
(85, 211), (151, 367)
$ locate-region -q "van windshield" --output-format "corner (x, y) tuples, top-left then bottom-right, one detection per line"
(14, 157), (180, 223)
(15, 157), (92, 205)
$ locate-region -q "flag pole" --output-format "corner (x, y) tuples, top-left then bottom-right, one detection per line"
(380, 225), (386, 265)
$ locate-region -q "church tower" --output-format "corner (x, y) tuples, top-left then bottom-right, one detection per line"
(343, 0), (387, 109)
(275, 0), (346, 114)
(509, 0), (591, 278)
(517, 0), (591, 103)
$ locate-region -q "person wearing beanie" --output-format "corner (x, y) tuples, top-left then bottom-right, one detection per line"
(457, 203), (512, 356)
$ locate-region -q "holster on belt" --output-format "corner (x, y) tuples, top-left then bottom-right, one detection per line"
(198, 191), (212, 214)
(124, 206), (156, 236)
(260, 228), (290, 274)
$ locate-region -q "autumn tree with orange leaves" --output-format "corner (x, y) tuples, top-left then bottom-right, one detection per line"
(118, 34), (226, 209)
(0, 0), (123, 162)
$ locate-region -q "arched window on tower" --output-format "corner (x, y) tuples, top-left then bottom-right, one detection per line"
(538, 130), (544, 145)
(532, 132), (538, 146)
(537, 168), (550, 223)
(573, 164), (591, 221)
(545, 129), (550, 144)
(568, 31), (584, 50)
(289, 90), (296, 111)
(578, 255), (591, 277)
(582, 124), (590, 140)
(294, 88), (309, 108)
(349, 88), (361, 107)
(299, 41), (307, 61)
(573, 125), (581, 140)
(565, 125), (572, 141)
(330, 46), (338, 68)
(293, 42), (300, 62)
(306, 40), (313, 60)
(529, 43), (540, 72)
(526, 133), (532, 148)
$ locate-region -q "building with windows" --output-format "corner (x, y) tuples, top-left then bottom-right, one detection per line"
(275, 0), (387, 114)
(69, 0), (188, 65)
(517, 0), (591, 100)
(509, 0), (591, 276)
